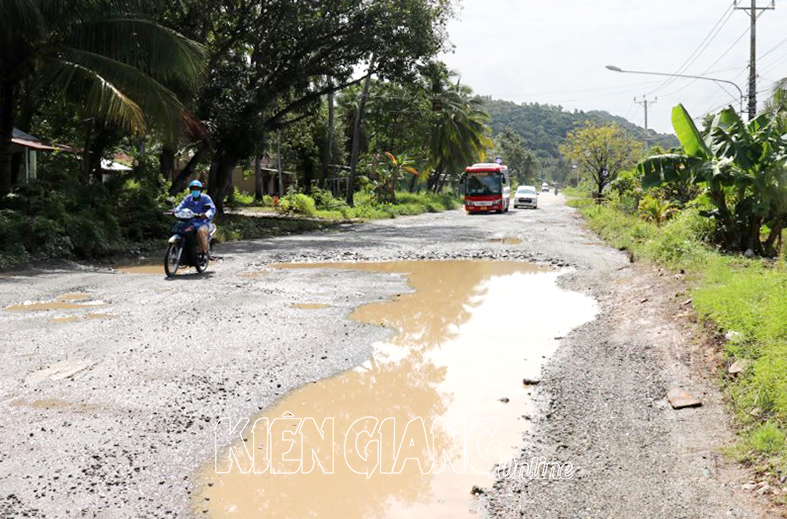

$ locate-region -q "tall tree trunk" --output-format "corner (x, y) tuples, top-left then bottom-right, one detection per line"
(208, 151), (238, 215)
(12, 84), (34, 185)
(276, 133), (283, 195)
(346, 65), (374, 206)
(764, 221), (783, 257)
(321, 86), (335, 187)
(408, 173), (418, 193)
(86, 126), (115, 184)
(169, 146), (205, 195)
(82, 122), (94, 184)
(303, 154), (314, 195)
(0, 81), (17, 197)
(427, 164), (443, 192)
(159, 146), (177, 181)
(254, 154), (264, 201)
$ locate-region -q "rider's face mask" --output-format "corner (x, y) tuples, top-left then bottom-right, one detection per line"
(191, 190), (201, 199)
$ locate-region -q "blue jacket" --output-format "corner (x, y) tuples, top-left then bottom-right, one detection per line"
(175, 193), (216, 226)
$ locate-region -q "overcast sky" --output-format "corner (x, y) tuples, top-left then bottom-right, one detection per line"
(440, 0), (787, 134)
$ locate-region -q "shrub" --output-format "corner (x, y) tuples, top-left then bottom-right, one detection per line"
(278, 193), (318, 216)
(311, 187), (348, 211)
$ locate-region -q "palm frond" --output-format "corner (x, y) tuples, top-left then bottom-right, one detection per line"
(0, 0), (43, 42)
(65, 18), (206, 91)
(40, 56), (145, 133)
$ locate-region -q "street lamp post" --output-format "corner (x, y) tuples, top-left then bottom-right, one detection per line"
(605, 65), (745, 114)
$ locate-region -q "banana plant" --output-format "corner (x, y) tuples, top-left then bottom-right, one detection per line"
(638, 104), (787, 256)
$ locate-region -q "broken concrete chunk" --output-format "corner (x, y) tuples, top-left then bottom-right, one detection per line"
(666, 387), (702, 409)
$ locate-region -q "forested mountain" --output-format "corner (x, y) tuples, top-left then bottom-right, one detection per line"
(482, 98), (679, 160)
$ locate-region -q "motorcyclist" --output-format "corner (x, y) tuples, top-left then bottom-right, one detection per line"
(174, 180), (216, 256)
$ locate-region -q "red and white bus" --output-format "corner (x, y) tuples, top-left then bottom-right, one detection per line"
(462, 163), (511, 214)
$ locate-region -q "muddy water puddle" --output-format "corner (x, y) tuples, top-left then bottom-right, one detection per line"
(5, 292), (104, 312)
(488, 237), (522, 245)
(115, 263), (164, 275)
(197, 260), (597, 519)
(292, 303), (331, 310)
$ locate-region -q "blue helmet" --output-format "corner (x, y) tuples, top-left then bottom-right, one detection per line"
(189, 180), (204, 190)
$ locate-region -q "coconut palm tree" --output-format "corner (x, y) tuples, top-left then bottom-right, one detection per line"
(0, 0), (205, 195)
(424, 64), (491, 192)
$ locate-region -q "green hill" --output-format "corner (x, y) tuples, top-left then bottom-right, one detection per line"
(482, 97), (679, 160)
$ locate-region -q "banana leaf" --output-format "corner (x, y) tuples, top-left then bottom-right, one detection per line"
(672, 104), (710, 158)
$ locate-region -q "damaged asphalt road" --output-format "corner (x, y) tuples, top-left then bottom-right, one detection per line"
(0, 194), (773, 518)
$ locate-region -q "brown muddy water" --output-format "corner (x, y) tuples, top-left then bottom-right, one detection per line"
(196, 261), (597, 519)
(5, 292), (104, 312)
(488, 237), (522, 245)
(292, 303), (331, 310)
(115, 263), (164, 275)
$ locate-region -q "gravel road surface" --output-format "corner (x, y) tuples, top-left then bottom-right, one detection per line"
(0, 194), (773, 518)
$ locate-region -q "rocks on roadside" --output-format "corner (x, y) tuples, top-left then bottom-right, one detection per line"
(498, 397), (510, 404)
(522, 377), (541, 386)
(666, 387), (702, 409)
(470, 485), (485, 496)
(728, 359), (750, 376)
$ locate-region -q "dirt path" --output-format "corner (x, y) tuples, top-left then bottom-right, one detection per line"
(0, 194), (773, 518)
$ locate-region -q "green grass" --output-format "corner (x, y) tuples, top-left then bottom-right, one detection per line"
(273, 189), (460, 221)
(215, 214), (337, 242)
(573, 197), (787, 473)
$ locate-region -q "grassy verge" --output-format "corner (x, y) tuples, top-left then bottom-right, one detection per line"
(215, 214), (339, 242)
(569, 197), (787, 479)
(229, 189), (460, 221)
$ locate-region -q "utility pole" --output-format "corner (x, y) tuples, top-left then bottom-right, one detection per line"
(634, 96), (657, 149)
(736, 0), (775, 120)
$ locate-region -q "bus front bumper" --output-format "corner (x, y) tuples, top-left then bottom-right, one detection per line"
(465, 200), (503, 212)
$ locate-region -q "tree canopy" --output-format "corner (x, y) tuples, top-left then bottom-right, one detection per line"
(560, 122), (643, 198)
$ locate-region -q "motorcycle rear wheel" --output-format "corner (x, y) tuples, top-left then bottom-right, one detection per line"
(164, 243), (182, 278)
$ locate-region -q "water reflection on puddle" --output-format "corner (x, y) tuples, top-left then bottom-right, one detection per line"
(197, 261), (597, 519)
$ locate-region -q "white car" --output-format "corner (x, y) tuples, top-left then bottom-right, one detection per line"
(514, 186), (539, 209)
(541, 182), (550, 192)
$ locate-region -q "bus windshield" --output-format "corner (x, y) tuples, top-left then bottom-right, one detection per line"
(465, 174), (501, 196)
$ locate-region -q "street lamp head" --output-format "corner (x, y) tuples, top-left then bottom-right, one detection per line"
(606, 65), (623, 72)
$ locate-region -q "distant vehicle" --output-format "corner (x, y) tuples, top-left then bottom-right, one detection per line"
(514, 185), (538, 209)
(541, 182), (550, 192)
(462, 163), (511, 214)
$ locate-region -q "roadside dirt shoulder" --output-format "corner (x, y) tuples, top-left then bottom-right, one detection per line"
(488, 259), (779, 518)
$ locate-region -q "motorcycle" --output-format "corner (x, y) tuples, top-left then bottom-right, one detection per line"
(164, 207), (216, 278)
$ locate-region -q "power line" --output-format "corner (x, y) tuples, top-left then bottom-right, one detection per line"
(657, 17), (759, 103)
(759, 34), (787, 60)
(622, 99), (637, 120)
(649, 2), (737, 95)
